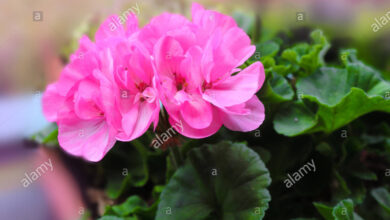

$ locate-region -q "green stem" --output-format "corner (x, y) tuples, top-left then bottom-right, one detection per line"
(168, 147), (179, 170)
(169, 144), (183, 169)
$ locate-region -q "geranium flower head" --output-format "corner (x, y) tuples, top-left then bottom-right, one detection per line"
(142, 3), (266, 138)
(42, 3), (266, 161)
(42, 13), (159, 161)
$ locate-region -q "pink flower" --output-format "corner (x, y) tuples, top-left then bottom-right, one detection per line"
(142, 3), (266, 138)
(42, 3), (266, 161)
(42, 14), (159, 161)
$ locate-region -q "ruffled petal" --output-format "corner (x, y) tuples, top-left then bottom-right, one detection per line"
(58, 116), (116, 162)
(221, 27), (256, 67)
(180, 97), (213, 129)
(95, 15), (125, 43)
(139, 13), (190, 52)
(42, 83), (64, 122)
(203, 62), (263, 107)
(169, 107), (222, 139)
(118, 101), (159, 141)
(154, 36), (185, 76)
(221, 96), (265, 132)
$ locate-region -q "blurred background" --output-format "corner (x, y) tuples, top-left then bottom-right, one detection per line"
(0, 0), (390, 219)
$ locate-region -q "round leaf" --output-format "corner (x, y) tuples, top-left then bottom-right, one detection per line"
(156, 141), (271, 220)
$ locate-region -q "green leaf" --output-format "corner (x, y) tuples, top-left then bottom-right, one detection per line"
(111, 196), (147, 216)
(274, 63), (390, 136)
(103, 195), (158, 220)
(31, 123), (59, 146)
(260, 73), (294, 103)
(282, 48), (299, 64)
(371, 187), (390, 213)
(280, 30), (329, 76)
(334, 170), (352, 196)
(332, 199), (354, 220)
(340, 49), (359, 66)
(348, 166), (377, 181)
(273, 101), (317, 136)
(315, 142), (334, 158)
(314, 199), (361, 220)
(273, 63), (293, 76)
(313, 202), (334, 220)
(156, 141), (271, 220)
(256, 41), (280, 58)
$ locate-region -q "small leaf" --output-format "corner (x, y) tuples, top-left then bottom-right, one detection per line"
(279, 30), (329, 76)
(111, 196), (147, 216)
(371, 187), (390, 213)
(31, 123), (59, 146)
(314, 199), (360, 220)
(260, 73), (294, 103)
(313, 202), (333, 220)
(332, 199), (354, 220)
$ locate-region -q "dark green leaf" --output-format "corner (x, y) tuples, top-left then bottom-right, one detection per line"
(371, 187), (390, 213)
(156, 141), (271, 220)
(111, 196), (147, 216)
(313, 202), (333, 220)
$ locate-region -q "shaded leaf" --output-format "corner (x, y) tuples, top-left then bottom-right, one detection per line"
(371, 187), (390, 213)
(260, 73), (294, 103)
(156, 141), (271, 220)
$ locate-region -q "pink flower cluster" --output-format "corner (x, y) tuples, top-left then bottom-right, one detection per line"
(42, 3), (265, 161)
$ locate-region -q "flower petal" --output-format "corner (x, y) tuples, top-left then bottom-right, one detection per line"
(140, 13), (190, 52)
(58, 117), (116, 162)
(118, 101), (159, 141)
(154, 36), (185, 76)
(222, 27), (256, 67)
(169, 107), (222, 139)
(180, 97), (213, 129)
(42, 83), (64, 122)
(95, 15), (125, 43)
(203, 62), (263, 107)
(221, 96), (265, 132)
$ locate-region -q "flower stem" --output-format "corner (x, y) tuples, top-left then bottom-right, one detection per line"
(168, 144), (182, 169)
(168, 147), (179, 170)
